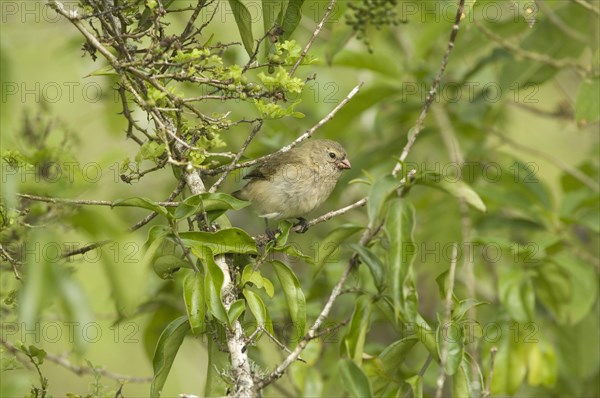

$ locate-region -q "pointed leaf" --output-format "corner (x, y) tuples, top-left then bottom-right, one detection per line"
(271, 260), (306, 336)
(385, 199), (417, 322)
(315, 224), (363, 273)
(339, 358), (373, 398)
(368, 174), (400, 223)
(228, 0), (255, 56)
(243, 288), (273, 334)
(228, 299), (246, 324)
(203, 254), (229, 325)
(153, 255), (193, 279)
(113, 197), (169, 217)
(183, 272), (206, 333)
(180, 228), (257, 256)
(349, 244), (385, 291)
(150, 316), (190, 398)
(342, 295), (372, 363)
(281, 0), (305, 40)
(240, 265), (275, 297)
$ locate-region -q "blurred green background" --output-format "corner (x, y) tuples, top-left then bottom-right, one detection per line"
(1, 0), (598, 397)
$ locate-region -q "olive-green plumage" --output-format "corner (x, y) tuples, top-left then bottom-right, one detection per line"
(233, 139), (351, 220)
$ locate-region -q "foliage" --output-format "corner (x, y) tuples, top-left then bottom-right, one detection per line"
(1, 0), (598, 397)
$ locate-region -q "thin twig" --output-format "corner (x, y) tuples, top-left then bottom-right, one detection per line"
(0, 243), (22, 280)
(62, 240), (111, 259)
(291, 197), (367, 233)
(130, 178), (187, 232)
(256, 226), (378, 389)
(392, 0), (466, 177)
(488, 127), (599, 192)
(209, 120), (263, 193)
(48, 0), (118, 65)
(435, 243), (459, 398)
(204, 83), (363, 176)
(16, 193), (180, 207)
(571, 0), (600, 15)
(289, 0), (336, 76)
(482, 347), (498, 398)
(418, 354), (433, 378)
(535, 0), (587, 43)
(259, 326), (306, 363)
(0, 337), (152, 383)
(474, 19), (589, 76)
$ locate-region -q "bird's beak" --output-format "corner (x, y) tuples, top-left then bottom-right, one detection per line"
(337, 158), (352, 169)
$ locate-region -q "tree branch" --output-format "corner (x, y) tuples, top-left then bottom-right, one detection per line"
(392, 0), (466, 177)
(204, 83), (363, 176)
(209, 120), (263, 193)
(16, 193), (179, 207)
(291, 197), (367, 233)
(290, 0), (337, 76)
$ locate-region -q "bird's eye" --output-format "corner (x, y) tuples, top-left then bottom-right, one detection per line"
(328, 152), (336, 159)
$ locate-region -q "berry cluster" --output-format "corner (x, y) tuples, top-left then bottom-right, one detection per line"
(346, 0), (400, 52)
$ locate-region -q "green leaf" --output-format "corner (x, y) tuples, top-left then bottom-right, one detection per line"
(349, 244), (385, 291)
(227, 0), (255, 57)
(240, 265), (275, 298)
(280, 0), (305, 40)
(203, 254), (229, 325)
(342, 295), (373, 364)
(228, 299), (246, 324)
(204, 336), (229, 396)
(368, 174), (400, 223)
(499, 3), (589, 89)
(436, 320), (464, 375)
(52, 265), (93, 353)
(405, 375), (423, 398)
(453, 354), (483, 398)
(339, 358), (373, 398)
(314, 224), (363, 273)
(498, 266), (535, 323)
(325, 23), (355, 64)
(183, 272), (206, 334)
(153, 255), (193, 279)
(575, 78), (600, 124)
(271, 243), (314, 264)
(180, 228), (257, 257)
(150, 316), (190, 398)
(263, 0), (283, 41)
(113, 197), (169, 217)
(385, 199), (417, 322)
(271, 260), (306, 336)
(378, 336), (418, 375)
(416, 173), (486, 212)
(173, 193), (249, 220)
(453, 298), (488, 321)
(243, 288), (273, 334)
(550, 254), (598, 324)
(18, 232), (55, 329)
(527, 339), (557, 387)
(490, 325), (528, 395)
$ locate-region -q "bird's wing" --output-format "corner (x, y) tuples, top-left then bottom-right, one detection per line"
(243, 150), (303, 180)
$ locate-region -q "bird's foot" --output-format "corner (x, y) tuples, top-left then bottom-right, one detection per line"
(265, 227), (282, 241)
(293, 217), (310, 233)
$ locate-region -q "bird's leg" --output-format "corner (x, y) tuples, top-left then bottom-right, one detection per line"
(264, 219), (281, 241)
(293, 217), (310, 233)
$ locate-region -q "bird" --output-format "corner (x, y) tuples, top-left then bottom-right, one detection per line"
(233, 139), (351, 234)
